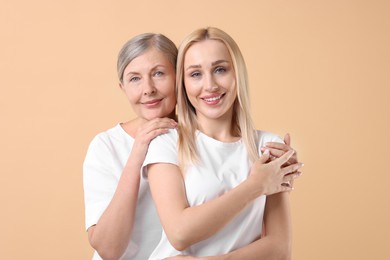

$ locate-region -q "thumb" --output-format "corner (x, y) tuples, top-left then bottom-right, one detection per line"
(259, 149), (270, 163)
(284, 133), (291, 146)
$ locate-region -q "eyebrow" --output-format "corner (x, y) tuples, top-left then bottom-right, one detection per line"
(185, 60), (229, 71)
(212, 60), (229, 66)
(125, 64), (166, 77)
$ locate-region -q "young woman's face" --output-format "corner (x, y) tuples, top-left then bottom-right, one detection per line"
(120, 48), (176, 120)
(183, 39), (236, 122)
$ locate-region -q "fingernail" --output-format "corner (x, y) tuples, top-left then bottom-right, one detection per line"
(263, 149), (270, 155)
(294, 164), (302, 171)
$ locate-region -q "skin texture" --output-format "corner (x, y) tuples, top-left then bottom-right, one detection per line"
(148, 39), (303, 258)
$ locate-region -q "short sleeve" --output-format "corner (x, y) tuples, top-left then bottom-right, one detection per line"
(256, 131), (285, 155)
(142, 129), (179, 179)
(83, 134), (119, 230)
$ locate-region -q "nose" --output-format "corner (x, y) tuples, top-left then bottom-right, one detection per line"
(204, 74), (219, 92)
(143, 77), (157, 95)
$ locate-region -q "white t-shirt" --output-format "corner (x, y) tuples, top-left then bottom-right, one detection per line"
(143, 129), (283, 259)
(83, 124), (162, 260)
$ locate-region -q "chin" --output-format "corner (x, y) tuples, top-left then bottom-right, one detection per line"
(144, 111), (166, 120)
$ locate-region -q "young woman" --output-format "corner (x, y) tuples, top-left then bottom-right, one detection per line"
(83, 33), (178, 260)
(144, 27), (303, 259)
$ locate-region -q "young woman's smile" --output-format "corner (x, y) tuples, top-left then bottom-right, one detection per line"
(184, 40), (236, 121)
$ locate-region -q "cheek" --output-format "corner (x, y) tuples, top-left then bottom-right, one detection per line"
(183, 79), (199, 98)
(184, 86), (197, 101)
(222, 74), (236, 89)
(161, 80), (176, 100)
(124, 87), (141, 104)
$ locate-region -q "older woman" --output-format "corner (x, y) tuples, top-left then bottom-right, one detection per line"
(83, 33), (178, 259)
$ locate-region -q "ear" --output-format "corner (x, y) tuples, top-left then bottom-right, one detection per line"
(119, 82), (124, 91)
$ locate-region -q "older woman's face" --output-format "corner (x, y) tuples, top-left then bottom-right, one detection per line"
(120, 48), (176, 120)
(183, 39), (236, 123)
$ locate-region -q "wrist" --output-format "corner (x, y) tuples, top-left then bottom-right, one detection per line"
(243, 175), (265, 199)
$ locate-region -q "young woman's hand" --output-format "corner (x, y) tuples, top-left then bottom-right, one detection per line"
(248, 149), (303, 196)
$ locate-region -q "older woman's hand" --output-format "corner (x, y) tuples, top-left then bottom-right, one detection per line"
(261, 133), (302, 189)
(261, 133), (298, 166)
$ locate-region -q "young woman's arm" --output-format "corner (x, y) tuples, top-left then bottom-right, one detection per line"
(147, 148), (302, 251)
(85, 118), (176, 260)
(164, 193), (291, 260)
(217, 134), (297, 259)
(164, 134), (299, 260)
(214, 192), (292, 260)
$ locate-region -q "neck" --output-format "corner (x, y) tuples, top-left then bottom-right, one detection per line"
(122, 109), (177, 138)
(196, 111), (239, 142)
(167, 109), (177, 121)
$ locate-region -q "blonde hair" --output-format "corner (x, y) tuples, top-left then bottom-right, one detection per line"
(176, 27), (258, 168)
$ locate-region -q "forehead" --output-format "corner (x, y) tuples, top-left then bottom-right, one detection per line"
(126, 47), (172, 71)
(184, 39), (232, 65)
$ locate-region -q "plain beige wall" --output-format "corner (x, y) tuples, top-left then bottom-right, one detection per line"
(1, 0), (389, 259)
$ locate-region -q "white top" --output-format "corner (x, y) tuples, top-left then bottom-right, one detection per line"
(143, 129), (283, 259)
(83, 124), (162, 260)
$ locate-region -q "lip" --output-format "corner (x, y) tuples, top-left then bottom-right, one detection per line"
(200, 93), (225, 105)
(142, 98), (163, 107)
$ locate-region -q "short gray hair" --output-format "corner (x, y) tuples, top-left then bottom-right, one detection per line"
(117, 33), (178, 83)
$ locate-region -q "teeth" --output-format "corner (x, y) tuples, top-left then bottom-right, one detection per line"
(203, 95), (222, 102)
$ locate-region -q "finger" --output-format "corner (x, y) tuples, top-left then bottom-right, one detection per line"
(283, 171), (302, 182)
(145, 128), (170, 141)
(144, 119), (177, 134)
(280, 184), (294, 192)
(261, 147), (285, 158)
(281, 162), (304, 175)
(264, 142), (290, 151)
(258, 149), (270, 163)
(282, 154), (298, 167)
(284, 133), (291, 146)
(275, 149), (295, 166)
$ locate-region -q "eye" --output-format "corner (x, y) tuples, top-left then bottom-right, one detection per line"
(154, 71), (164, 77)
(214, 66), (226, 74)
(190, 71), (201, 78)
(129, 76), (141, 82)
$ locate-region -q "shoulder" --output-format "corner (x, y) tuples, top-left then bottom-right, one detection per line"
(255, 130), (284, 146)
(143, 129), (179, 178)
(84, 124), (131, 162)
(88, 124), (131, 150)
(150, 128), (178, 147)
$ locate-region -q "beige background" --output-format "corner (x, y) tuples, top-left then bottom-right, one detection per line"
(1, 0), (389, 259)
